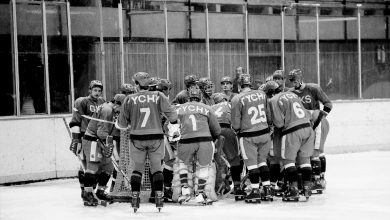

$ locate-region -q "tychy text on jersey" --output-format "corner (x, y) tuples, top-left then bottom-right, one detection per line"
(176, 104), (210, 115)
(240, 92), (266, 106)
(129, 94), (160, 104)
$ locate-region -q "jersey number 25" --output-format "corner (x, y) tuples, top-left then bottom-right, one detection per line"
(248, 104), (266, 125)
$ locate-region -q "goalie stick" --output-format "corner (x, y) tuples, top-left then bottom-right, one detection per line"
(62, 117), (108, 207)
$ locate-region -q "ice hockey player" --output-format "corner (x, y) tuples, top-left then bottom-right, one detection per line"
(116, 72), (178, 212)
(69, 80), (105, 204)
(288, 69), (332, 191)
(175, 85), (221, 205)
(120, 83), (137, 96)
(265, 80), (315, 201)
(309, 109), (330, 193)
(198, 77), (215, 106)
(269, 70), (289, 195)
(172, 74), (199, 104)
(211, 93), (245, 200)
(81, 93), (126, 206)
(231, 74), (273, 203)
(156, 78), (176, 201)
(220, 76), (237, 101)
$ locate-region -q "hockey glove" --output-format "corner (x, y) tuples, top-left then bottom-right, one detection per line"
(69, 133), (82, 156)
(102, 136), (114, 158)
(167, 122), (181, 142)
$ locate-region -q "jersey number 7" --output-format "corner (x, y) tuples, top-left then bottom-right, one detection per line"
(140, 108), (150, 127)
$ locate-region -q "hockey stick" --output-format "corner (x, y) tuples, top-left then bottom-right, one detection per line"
(81, 115), (116, 124)
(62, 117), (107, 206)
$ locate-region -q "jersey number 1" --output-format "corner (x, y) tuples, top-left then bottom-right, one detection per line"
(189, 114), (197, 131)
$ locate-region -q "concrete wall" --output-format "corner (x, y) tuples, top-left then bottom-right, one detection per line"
(1, 100), (390, 184)
(0, 115), (78, 184)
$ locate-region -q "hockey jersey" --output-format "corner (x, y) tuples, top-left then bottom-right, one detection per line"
(268, 92), (311, 132)
(289, 83), (332, 112)
(84, 102), (120, 141)
(69, 95), (105, 134)
(231, 89), (270, 135)
(211, 101), (231, 125)
(176, 101), (221, 143)
(117, 90), (178, 139)
(172, 89), (189, 104)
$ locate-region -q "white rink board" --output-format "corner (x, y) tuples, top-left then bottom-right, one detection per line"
(0, 99), (390, 184)
(1, 151), (390, 220)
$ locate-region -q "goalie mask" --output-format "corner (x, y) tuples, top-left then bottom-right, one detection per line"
(188, 85), (201, 101)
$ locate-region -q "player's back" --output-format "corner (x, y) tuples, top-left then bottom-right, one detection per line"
(126, 90), (165, 137)
(231, 89), (269, 134)
(270, 92), (311, 132)
(176, 101), (216, 142)
(211, 101), (231, 126)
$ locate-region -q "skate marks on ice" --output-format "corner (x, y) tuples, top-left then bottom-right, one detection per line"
(1, 151), (390, 220)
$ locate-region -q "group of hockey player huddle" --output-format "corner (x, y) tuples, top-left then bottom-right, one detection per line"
(68, 66), (332, 212)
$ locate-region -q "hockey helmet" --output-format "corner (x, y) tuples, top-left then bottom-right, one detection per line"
(288, 69), (303, 82)
(89, 80), (103, 90)
(220, 76), (233, 84)
(157, 78), (172, 91)
(238, 74), (251, 86)
(184, 74), (199, 88)
(273, 70), (285, 80)
(133, 72), (151, 87)
(120, 83), (136, 94)
(213, 93), (229, 104)
(113, 93), (126, 105)
(262, 81), (280, 96)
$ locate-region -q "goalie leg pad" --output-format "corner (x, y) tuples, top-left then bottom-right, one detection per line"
(172, 160), (193, 202)
(195, 162), (218, 201)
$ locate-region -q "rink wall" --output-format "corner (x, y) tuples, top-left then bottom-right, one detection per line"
(0, 100), (390, 184)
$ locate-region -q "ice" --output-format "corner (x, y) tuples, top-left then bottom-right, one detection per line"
(1, 151), (390, 220)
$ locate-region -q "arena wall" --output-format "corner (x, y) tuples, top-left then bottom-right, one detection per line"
(0, 100), (389, 184)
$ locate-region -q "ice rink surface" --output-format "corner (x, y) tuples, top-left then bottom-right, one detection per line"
(1, 151), (390, 220)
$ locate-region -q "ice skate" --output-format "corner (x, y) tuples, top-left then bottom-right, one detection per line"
(83, 191), (98, 206)
(301, 184), (312, 200)
(260, 185), (274, 201)
(311, 178), (325, 194)
(274, 181), (287, 197)
(96, 189), (113, 203)
(245, 188), (261, 203)
(178, 186), (191, 205)
(81, 188), (88, 202)
(282, 186), (299, 202)
(163, 187), (173, 202)
(233, 185), (246, 201)
(195, 193), (213, 205)
(148, 190), (155, 203)
(155, 191), (164, 212)
(131, 191), (140, 213)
